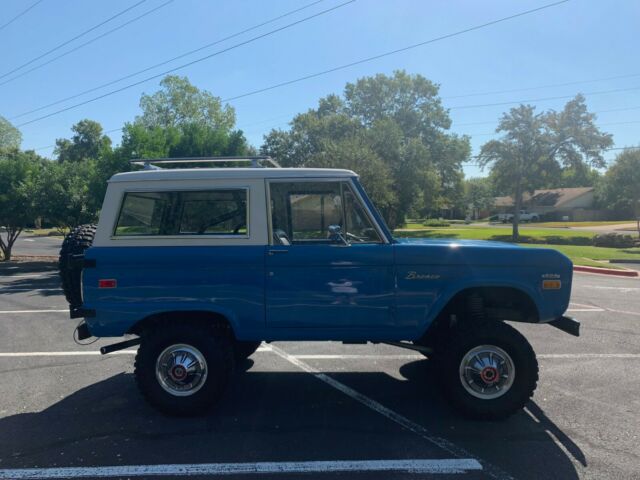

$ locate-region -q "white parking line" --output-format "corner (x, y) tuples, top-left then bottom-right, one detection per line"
(0, 459), (483, 479)
(291, 354), (640, 360)
(538, 353), (640, 359)
(269, 345), (508, 480)
(0, 309), (68, 314)
(566, 308), (605, 312)
(583, 285), (640, 292)
(294, 354), (423, 360)
(0, 273), (57, 279)
(0, 351), (137, 357)
(0, 288), (62, 292)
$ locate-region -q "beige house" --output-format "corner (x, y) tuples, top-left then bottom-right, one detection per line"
(493, 187), (604, 221)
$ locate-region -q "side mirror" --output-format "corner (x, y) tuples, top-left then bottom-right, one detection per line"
(328, 225), (348, 245)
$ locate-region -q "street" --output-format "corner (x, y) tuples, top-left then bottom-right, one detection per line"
(0, 259), (638, 479)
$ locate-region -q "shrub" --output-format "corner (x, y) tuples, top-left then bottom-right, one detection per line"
(423, 219), (450, 227)
(592, 233), (638, 248)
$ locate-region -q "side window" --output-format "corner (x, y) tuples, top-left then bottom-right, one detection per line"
(269, 181), (382, 245)
(179, 190), (247, 235)
(114, 189), (248, 236)
(270, 182), (343, 244)
(114, 192), (169, 236)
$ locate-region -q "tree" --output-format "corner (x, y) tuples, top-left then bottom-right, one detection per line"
(464, 177), (493, 220)
(55, 119), (112, 163)
(0, 115), (21, 150)
(599, 148), (640, 236)
(0, 150), (43, 261)
(120, 76), (251, 161)
(137, 75), (235, 130)
(36, 159), (98, 230)
(479, 95), (612, 240)
(261, 71), (469, 227)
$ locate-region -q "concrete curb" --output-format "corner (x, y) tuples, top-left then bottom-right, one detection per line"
(574, 265), (639, 277)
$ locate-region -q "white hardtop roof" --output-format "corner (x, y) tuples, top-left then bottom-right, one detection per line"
(109, 167), (357, 183)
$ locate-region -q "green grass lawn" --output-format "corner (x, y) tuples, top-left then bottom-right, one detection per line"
(393, 226), (640, 268)
(396, 226), (595, 242)
(532, 220), (636, 228)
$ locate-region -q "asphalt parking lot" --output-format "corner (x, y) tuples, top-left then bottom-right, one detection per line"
(0, 254), (638, 479)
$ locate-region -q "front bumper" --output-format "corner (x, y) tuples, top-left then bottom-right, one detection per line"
(548, 316), (580, 337)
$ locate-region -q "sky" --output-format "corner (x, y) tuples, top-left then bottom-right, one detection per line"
(1, 0), (639, 178)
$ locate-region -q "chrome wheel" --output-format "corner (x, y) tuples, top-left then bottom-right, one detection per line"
(155, 344), (208, 397)
(459, 345), (515, 400)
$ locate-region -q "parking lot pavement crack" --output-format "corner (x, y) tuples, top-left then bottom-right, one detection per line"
(268, 345), (513, 480)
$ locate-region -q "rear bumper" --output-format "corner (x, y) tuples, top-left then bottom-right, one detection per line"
(548, 316), (580, 337)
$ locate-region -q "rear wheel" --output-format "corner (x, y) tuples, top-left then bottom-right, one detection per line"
(438, 321), (538, 420)
(134, 323), (234, 416)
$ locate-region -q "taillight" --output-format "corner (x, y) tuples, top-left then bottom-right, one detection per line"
(98, 279), (117, 289)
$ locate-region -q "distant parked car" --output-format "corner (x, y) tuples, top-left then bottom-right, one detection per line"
(498, 211), (540, 223)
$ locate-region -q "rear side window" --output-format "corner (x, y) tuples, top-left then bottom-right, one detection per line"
(114, 189), (248, 237)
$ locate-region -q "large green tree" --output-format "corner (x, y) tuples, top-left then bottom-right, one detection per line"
(0, 115), (22, 150)
(55, 119), (112, 163)
(120, 75), (251, 161)
(36, 159), (99, 231)
(0, 149), (43, 260)
(599, 148), (640, 236)
(137, 75), (235, 130)
(479, 95), (612, 240)
(261, 71), (469, 227)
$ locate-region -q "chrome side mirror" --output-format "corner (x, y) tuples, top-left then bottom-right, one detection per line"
(328, 225), (348, 245)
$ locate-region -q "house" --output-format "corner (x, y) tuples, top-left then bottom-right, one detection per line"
(492, 187), (605, 221)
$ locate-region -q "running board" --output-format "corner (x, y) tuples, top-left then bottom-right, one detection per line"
(381, 341), (433, 355)
(548, 316), (580, 337)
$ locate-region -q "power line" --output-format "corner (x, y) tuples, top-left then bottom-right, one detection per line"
(0, 0), (147, 80)
(441, 72), (640, 100)
(31, 127), (123, 152)
(220, 0), (570, 103)
(9, 0), (327, 121)
(448, 85), (640, 110)
(0, 0), (44, 32)
(15, 0), (356, 128)
(0, 0), (173, 88)
(468, 119), (640, 137)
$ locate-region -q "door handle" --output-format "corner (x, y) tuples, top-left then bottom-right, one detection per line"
(268, 249), (289, 255)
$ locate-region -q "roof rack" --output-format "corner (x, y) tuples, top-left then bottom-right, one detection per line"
(129, 156), (281, 170)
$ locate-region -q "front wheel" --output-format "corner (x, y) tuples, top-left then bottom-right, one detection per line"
(134, 323), (234, 416)
(438, 321), (538, 420)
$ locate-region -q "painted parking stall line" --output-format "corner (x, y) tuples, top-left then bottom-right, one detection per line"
(0, 309), (68, 314)
(290, 353), (640, 360)
(0, 459), (482, 479)
(269, 345), (511, 480)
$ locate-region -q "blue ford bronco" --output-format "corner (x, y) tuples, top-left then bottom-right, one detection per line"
(59, 156), (579, 419)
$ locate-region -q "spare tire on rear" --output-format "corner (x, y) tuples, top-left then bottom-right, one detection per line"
(58, 224), (96, 306)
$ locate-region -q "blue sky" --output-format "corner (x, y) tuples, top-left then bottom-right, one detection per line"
(1, 0), (639, 177)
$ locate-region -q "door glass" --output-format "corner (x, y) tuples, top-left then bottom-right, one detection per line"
(270, 182), (343, 244)
(344, 185), (382, 243)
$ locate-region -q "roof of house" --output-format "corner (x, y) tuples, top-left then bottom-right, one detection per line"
(493, 187), (594, 208)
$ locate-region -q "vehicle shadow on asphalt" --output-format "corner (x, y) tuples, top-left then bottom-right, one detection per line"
(0, 274), (61, 296)
(0, 261), (57, 275)
(0, 358), (583, 479)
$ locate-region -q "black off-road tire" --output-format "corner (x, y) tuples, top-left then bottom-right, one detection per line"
(234, 341), (262, 362)
(438, 321), (538, 420)
(58, 224), (96, 306)
(134, 322), (235, 416)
